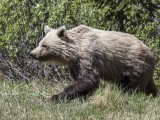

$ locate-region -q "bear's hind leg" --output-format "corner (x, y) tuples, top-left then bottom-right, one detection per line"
(145, 79), (157, 97)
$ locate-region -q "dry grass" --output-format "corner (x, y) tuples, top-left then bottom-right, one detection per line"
(0, 80), (160, 120)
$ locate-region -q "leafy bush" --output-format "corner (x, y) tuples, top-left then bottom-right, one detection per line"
(0, 0), (159, 82)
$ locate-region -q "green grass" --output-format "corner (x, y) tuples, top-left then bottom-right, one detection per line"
(1, 80), (160, 120)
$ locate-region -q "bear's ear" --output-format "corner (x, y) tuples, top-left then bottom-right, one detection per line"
(57, 26), (67, 38)
(44, 25), (52, 34)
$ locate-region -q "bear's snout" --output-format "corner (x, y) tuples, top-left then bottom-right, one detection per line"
(30, 51), (36, 59)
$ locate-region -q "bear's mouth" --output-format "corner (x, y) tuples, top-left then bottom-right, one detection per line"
(30, 52), (68, 66)
(33, 55), (53, 62)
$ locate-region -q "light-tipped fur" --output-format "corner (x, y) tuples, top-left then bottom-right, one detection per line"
(30, 25), (157, 101)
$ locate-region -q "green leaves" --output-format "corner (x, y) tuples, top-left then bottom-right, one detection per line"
(0, 0), (159, 81)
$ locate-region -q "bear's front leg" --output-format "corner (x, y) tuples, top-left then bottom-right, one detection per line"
(51, 59), (100, 102)
(51, 79), (99, 101)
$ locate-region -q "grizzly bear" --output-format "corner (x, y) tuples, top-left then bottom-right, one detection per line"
(30, 25), (157, 101)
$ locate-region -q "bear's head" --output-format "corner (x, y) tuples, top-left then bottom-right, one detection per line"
(30, 25), (75, 66)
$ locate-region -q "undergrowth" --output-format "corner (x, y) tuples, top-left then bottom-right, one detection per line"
(1, 80), (160, 120)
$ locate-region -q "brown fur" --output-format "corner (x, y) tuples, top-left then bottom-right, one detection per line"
(30, 25), (157, 101)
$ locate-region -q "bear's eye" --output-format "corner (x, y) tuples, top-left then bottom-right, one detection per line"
(42, 44), (48, 48)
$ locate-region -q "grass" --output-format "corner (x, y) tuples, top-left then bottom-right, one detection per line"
(1, 80), (160, 120)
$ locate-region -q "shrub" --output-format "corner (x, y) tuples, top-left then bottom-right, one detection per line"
(0, 0), (159, 82)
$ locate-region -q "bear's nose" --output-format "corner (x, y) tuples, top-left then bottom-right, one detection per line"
(30, 51), (36, 59)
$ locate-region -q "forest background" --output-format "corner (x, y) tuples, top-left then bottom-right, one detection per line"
(0, 0), (159, 82)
